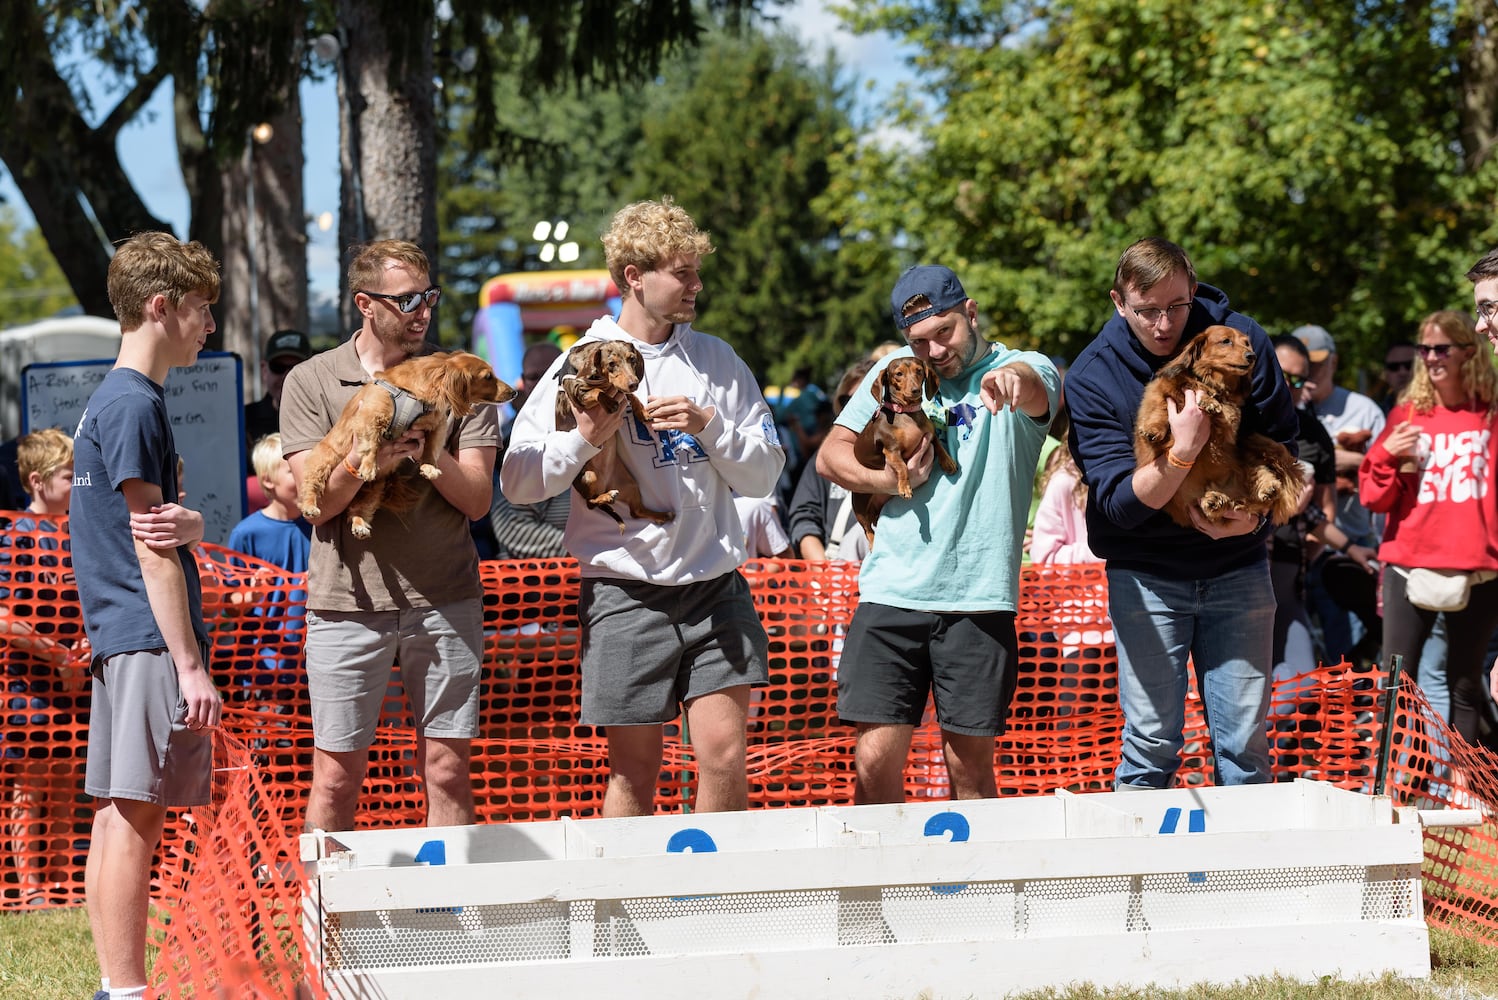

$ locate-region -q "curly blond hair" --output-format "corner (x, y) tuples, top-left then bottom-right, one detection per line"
(601, 197), (714, 292)
(1402, 310), (1498, 415)
(106, 231), (220, 331)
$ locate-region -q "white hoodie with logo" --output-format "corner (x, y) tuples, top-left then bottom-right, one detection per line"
(500, 316), (785, 584)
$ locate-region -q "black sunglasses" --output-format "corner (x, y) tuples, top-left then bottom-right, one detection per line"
(1417, 343), (1470, 360)
(267, 357), (301, 375)
(359, 285), (441, 313)
(1383, 360), (1413, 373)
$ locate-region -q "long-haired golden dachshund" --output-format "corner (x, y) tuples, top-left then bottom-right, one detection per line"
(298, 351), (512, 538)
(851, 355), (958, 545)
(1134, 325), (1301, 529)
(554, 339), (674, 531)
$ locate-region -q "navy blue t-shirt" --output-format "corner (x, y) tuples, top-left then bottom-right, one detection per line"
(70, 368), (207, 665)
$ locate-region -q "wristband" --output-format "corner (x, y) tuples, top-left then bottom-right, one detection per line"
(1336, 538), (1349, 553)
(1166, 450), (1195, 470)
(343, 458), (361, 479)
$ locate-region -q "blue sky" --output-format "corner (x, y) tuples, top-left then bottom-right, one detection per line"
(0, 1), (914, 305)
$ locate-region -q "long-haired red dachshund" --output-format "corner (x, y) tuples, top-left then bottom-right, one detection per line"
(1134, 325), (1301, 529)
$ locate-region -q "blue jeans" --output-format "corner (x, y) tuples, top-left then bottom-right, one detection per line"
(1107, 562), (1275, 788)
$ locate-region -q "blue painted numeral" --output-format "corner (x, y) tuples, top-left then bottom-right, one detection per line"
(924, 812), (970, 895)
(667, 828), (718, 901)
(1158, 808), (1207, 883)
(414, 839), (458, 913)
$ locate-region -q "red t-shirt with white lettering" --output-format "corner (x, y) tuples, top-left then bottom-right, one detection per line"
(1359, 400), (1498, 572)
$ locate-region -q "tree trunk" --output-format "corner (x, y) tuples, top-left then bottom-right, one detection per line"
(336, 0), (437, 338)
(221, 93), (310, 402)
(1458, 0), (1498, 171)
(0, 7), (170, 318)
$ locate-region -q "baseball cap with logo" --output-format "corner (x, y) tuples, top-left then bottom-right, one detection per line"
(1291, 324), (1335, 364)
(890, 265), (968, 330)
(265, 329), (311, 363)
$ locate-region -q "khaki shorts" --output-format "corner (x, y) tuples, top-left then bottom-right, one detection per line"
(85, 646), (213, 806)
(304, 600), (483, 752)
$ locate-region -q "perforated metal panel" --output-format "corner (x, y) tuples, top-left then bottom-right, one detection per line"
(321, 864), (1421, 971)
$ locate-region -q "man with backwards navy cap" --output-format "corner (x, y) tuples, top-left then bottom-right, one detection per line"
(817, 265), (1059, 803)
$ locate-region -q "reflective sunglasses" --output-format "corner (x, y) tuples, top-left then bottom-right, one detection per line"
(267, 357), (301, 376)
(1416, 343), (1470, 360)
(1284, 372), (1307, 389)
(359, 285), (441, 313)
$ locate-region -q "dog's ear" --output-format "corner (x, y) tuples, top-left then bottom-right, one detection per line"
(870, 366), (888, 402)
(923, 360), (941, 399)
(629, 346), (644, 382)
(1169, 331), (1207, 376)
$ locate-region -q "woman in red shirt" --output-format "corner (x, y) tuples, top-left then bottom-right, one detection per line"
(1360, 310), (1498, 751)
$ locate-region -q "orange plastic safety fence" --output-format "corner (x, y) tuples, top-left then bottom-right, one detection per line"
(2, 516), (1497, 995)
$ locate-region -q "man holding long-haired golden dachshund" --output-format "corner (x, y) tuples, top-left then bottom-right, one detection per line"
(281, 239), (499, 834)
(1066, 237), (1298, 790)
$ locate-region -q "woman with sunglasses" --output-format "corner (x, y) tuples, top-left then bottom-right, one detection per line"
(1360, 309), (1498, 754)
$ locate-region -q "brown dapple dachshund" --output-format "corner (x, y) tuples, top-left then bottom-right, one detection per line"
(554, 340), (675, 531)
(298, 351), (512, 538)
(851, 355), (959, 545)
(1134, 325), (1302, 529)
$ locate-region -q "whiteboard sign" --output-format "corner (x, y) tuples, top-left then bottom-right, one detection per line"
(21, 352), (247, 545)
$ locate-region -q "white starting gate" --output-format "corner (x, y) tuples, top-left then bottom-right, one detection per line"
(301, 781), (1463, 998)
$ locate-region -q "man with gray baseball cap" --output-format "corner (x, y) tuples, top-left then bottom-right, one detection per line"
(817, 264), (1059, 803)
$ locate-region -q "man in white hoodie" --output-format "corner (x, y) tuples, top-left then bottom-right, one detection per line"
(501, 198), (785, 817)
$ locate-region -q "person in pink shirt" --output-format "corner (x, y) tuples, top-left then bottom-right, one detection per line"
(1029, 441), (1097, 565)
(1360, 309), (1498, 752)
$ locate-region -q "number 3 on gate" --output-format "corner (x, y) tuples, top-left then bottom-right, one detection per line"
(924, 812), (970, 895)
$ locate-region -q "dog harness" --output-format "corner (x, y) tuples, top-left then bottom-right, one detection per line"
(373, 378), (430, 439)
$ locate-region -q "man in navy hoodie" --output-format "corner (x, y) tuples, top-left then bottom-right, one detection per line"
(1066, 237), (1297, 789)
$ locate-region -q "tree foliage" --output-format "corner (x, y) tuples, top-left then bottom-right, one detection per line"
(440, 27), (894, 385)
(0, 206), (79, 325)
(623, 32), (896, 381)
(829, 0), (1498, 379)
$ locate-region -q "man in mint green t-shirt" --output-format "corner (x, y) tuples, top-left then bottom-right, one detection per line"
(816, 265), (1059, 803)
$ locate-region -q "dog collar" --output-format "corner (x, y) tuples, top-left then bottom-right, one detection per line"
(879, 402), (917, 421)
(373, 378), (430, 439)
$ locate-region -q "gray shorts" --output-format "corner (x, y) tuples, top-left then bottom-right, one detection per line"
(85, 647), (213, 806)
(837, 602), (1019, 736)
(580, 572), (770, 727)
(304, 599), (483, 752)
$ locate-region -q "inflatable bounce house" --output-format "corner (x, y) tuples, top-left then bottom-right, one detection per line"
(472, 270), (622, 387)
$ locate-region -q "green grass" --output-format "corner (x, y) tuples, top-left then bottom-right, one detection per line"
(0, 907), (99, 999)
(3, 908), (1496, 999)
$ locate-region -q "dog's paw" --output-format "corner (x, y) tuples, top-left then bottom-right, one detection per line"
(939, 456), (959, 475)
(350, 518), (372, 539)
(418, 463), (441, 480)
(356, 460), (378, 482)
(299, 503), (321, 520)
(1200, 491), (1230, 514)
(1198, 398), (1222, 414)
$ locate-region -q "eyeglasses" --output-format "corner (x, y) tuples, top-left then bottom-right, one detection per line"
(359, 285), (441, 313)
(267, 357), (301, 375)
(1383, 360), (1413, 373)
(1284, 373), (1307, 389)
(1417, 343), (1471, 360)
(1477, 300), (1498, 324)
(1127, 302), (1192, 325)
